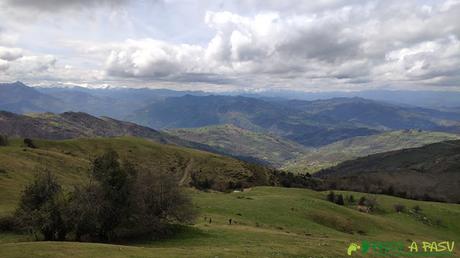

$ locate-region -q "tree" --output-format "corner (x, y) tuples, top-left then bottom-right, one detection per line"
(359, 196), (378, 211)
(327, 191), (335, 203)
(14, 150), (197, 242)
(24, 138), (36, 148)
(129, 170), (197, 236)
(0, 135), (8, 146)
(385, 185), (395, 195)
(15, 169), (68, 240)
(347, 195), (355, 204)
(69, 150), (196, 241)
(66, 185), (101, 241)
(89, 150), (134, 241)
(335, 194), (345, 205)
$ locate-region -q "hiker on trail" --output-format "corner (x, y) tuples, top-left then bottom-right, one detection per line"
(229, 219), (232, 225)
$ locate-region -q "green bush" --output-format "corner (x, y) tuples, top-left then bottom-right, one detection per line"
(23, 138), (37, 148)
(327, 191), (335, 203)
(0, 216), (18, 232)
(15, 169), (68, 240)
(335, 194), (345, 205)
(0, 135), (8, 146)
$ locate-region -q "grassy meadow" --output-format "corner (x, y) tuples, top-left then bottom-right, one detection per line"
(1, 187), (459, 257)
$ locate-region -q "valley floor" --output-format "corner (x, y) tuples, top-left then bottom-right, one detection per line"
(1, 187), (459, 258)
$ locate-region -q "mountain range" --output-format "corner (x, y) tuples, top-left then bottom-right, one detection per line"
(1, 81), (460, 203)
(2, 82), (460, 137)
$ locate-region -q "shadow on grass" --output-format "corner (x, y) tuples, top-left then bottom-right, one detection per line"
(119, 224), (213, 247)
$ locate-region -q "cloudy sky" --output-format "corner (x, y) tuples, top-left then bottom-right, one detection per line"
(0, 0), (459, 91)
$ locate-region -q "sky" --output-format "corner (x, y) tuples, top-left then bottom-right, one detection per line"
(0, 0), (459, 92)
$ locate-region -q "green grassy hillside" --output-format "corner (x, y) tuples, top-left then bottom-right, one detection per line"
(0, 137), (274, 215)
(317, 139), (460, 203)
(168, 124), (307, 167)
(1, 187), (459, 257)
(283, 130), (460, 173)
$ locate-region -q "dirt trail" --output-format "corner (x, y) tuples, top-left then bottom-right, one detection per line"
(179, 158), (194, 186)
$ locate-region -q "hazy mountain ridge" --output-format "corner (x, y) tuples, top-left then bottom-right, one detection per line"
(237, 89), (460, 109)
(316, 139), (460, 203)
(277, 97), (460, 131)
(130, 94), (382, 147)
(283, 130), (460, 173)
(0, 82), (65, 113)
(36, 86), (208, 119)
(2, 82), (460, 138)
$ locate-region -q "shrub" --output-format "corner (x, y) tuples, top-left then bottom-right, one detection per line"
(412, 205), (422, 213)
(191, 172), (214, 190)
(326, 191), (335, 203)
(15, 169), (68, 240)
(385, 185), (395, 195)
(347, 195), (355, 204)
(66, 185), (101, 241)
(358, 196), (378, 211)
(0, 216), (18, 232)
(394, 204), (406, 213)
(335, 194), (345, 205)
(70, 150), (195, 241)
(23, 138), (36, 148)
(129, 170), (197, 237)
(0, 135), (8, 146)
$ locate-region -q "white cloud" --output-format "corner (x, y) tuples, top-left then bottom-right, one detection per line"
(104, 39), (205, 78)
(0, 46), (23, 61)
(1, 0), (460, 91)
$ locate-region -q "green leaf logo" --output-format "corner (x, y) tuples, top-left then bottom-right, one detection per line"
(347, 243), (361, 256)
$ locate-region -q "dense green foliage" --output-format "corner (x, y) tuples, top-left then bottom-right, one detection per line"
(15, 170), (67, 240)
(13, 150), (196, 242)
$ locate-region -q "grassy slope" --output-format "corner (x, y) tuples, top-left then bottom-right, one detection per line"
(167, 124), (307, 167)
(283, 130), (460, 173)
(1, 187), (459, 257)
(0, 137), (271, 215)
